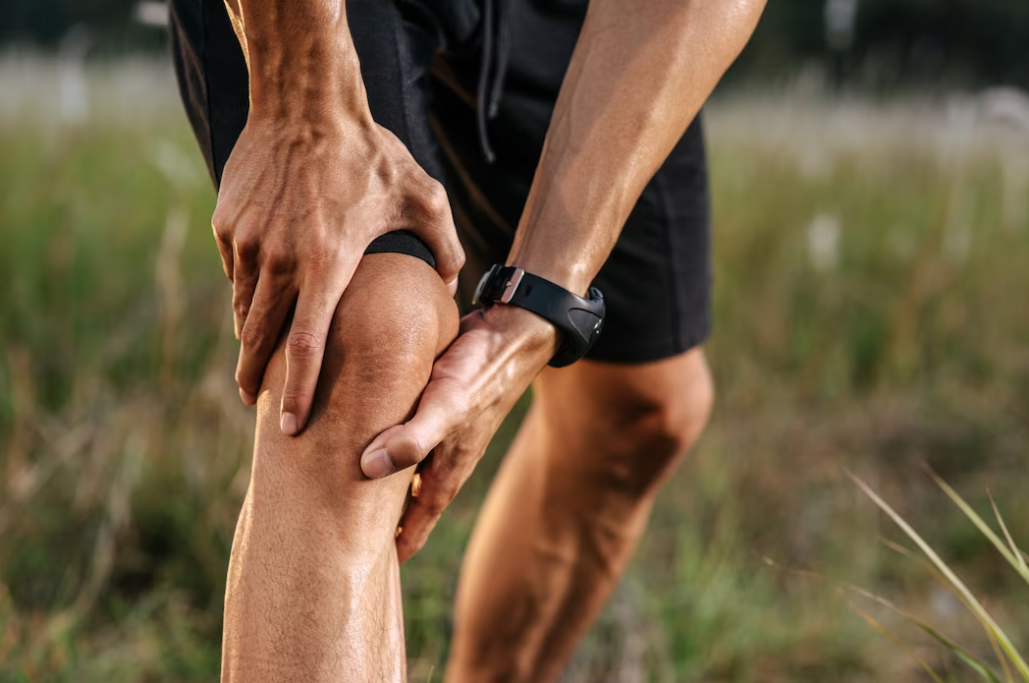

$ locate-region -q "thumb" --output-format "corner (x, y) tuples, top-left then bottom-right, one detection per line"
(360, 385), (461, 479)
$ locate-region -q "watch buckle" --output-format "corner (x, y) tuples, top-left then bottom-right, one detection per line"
(499, 268), (525, 304)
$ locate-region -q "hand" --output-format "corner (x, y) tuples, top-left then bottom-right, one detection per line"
(213, 115), (464, 435)
(360, 305), (559, 562)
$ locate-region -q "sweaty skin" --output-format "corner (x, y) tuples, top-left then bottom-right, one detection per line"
(210, 0), (766, 680)
(221, 253), (457, 683)
(214, 0), (463, 435)
(363, 0), (767, 561)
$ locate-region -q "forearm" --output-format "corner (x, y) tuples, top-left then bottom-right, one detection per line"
(508, 0), (766, 294)
(223, 0), (370, 127)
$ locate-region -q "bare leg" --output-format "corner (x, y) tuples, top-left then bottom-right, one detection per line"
(447, 349), (714, 683)
(221, 254), (458, 683)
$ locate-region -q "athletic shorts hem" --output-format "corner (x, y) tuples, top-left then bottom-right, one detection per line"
(584, 324), (711, 365)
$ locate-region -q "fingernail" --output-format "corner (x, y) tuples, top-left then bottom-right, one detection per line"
(239, 387), (256, 406)
(363, 449), (396, 479)
(280, 412), (298, 436)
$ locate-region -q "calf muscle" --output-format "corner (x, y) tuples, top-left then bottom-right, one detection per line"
(221, 253), (458, 683)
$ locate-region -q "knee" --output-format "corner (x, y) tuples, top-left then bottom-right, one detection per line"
(545, 349), (714, 495)
(251, 253), (459, 509)
(642, 353), (715, 457)
(616, 351), (713, 466)
(313, 253), (459, 429)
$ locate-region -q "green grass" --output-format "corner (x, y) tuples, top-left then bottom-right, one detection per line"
(1, 65), (1027, 681)
(849, 468), (1029, 683)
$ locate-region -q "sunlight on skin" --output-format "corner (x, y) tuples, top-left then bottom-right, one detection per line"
(210, 0), (764, 679)
(220, 254), (456, 683)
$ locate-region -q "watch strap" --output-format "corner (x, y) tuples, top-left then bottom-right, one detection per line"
(474, 265), (605, 367)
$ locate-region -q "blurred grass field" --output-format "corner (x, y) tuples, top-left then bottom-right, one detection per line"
(1, 59), (1028, 682)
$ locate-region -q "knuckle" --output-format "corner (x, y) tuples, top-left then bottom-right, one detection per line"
(395, 437), (427, 466)
(211, 208), (236, 244)
(212, 222), (232, 246)
(210, 209), (228, 236)
(235, 235), (259, 260)
(421, 179), (449, 217)
(450, 245), (466, 272)
(279, 389), (305, 409)
(287, 329), (323, 359)
(425, 492), (452, 516)
(239, 324), (266, 352)
(262, 247), (294, 275)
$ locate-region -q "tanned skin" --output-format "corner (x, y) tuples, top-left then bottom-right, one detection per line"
(222, 253), (457, 682)
(213, 0), (766, 681)
(214, 0), (464, 435)
(363, 0), (766, 564)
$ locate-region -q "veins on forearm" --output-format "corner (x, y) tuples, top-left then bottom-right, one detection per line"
(226, 0), (363, 123)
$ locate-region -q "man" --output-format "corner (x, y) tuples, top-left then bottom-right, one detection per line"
(168, 0), (765, 680)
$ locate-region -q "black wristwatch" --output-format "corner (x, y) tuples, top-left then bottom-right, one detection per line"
(472, 264), (606, 368)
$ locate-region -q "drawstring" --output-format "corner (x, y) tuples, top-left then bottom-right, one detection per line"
(476, 0), (511, 164)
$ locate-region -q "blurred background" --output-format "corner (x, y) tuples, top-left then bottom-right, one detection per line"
(1, 1), (1028, 681)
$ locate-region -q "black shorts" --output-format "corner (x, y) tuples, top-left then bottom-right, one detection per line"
(169, 0), (711, 363)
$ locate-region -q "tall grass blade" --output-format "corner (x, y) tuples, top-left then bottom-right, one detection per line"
(880, 540), (1015, 683)
(985, 618), (1019, 683)
(924, 467), (1026, 580)
(852, 605), (947, 683)
(848, 471), (1029, 680)
(846, 581), (1005, 683)
(987, 491), (1029, 585)
(766, 550), (1009, 683)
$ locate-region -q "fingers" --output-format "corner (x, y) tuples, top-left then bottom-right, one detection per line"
(231, 246), (259, 340)
(396, 483), (452, 563)
(235, 274), (294, 405)
(394, 451), (463, 563)
(212, 222), (234, 282)
(360, 377), (465, 478)
(407, 177), (465, 285)
(278, 265), (355, 436)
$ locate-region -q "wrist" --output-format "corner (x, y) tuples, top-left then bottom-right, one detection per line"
(246, 33), (369, 127)
(244, 94), (377, 154)
(505, 259), (591, 298)
(480, 305), (560, 366)
(506, 236), (596, 297)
